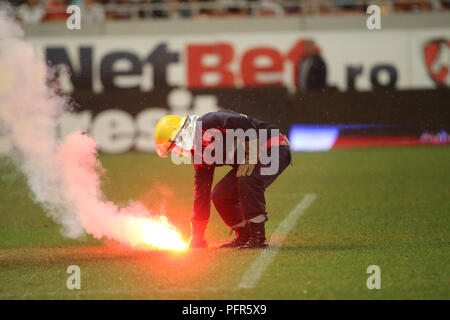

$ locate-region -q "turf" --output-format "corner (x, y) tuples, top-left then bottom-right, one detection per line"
(0, 146), (449, 299)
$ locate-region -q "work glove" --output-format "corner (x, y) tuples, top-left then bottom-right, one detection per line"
(236, 139), (258, 178)
(236, 163), (255, 177)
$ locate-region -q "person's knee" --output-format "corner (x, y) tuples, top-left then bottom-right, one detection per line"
(211, 184), (224, 204)
(238, 175), (264, 191)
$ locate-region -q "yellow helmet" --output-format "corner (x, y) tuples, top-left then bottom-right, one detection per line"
(154, 115), (186, 158)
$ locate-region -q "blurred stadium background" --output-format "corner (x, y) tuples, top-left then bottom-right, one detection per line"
(0, 0), (449, 299)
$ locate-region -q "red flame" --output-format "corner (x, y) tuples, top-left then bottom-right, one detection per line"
(124, 215), (188, 251)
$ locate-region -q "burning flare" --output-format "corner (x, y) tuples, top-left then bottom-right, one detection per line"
(129, 216), (188, 251)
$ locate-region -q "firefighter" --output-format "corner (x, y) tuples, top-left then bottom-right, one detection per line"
(154, 109), (291, 249)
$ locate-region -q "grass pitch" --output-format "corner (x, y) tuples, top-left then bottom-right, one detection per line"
(0, 146), (449, 299)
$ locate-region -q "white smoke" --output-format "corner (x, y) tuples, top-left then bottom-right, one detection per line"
(0, 14), (186, 249)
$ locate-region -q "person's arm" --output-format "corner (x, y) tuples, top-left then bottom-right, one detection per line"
(220, 113), (259, 177)
(201, 111), (258, 177)
(192, 164), (215, 222)
(236, 139), (259, 177)
(221, 112), (256, 132)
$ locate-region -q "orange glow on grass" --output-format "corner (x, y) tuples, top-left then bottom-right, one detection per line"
(126, 216), (188, 251)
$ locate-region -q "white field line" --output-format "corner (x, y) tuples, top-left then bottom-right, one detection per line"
(238, 193), (317, 290)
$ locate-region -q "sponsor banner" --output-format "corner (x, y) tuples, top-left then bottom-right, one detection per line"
(1, 30), (449, 155)
(0, 86), (290, 155)
(23, 28), (450, 94)
(2, 86), (448, 155)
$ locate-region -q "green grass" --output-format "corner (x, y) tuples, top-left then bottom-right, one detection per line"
(0, 146), (449, 299)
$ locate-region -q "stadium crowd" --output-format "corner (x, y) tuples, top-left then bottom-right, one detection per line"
(1, 0), (449, 24)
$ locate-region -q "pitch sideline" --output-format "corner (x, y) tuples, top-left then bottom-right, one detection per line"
(238, 193), (317, 289)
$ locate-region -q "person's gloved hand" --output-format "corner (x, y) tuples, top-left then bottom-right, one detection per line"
(236, 163), (256, 177)
(236, 139), (258, 178)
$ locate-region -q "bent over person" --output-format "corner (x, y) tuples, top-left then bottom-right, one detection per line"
(154, 109), (291, 249)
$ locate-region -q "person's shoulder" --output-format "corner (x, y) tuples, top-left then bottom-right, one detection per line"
(199, 108), (233, 119)
(216, 109), (244, 118)
(198, 111), (216, 121)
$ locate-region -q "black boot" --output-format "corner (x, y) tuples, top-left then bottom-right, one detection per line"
(218, 224), (250, 248)
(238, 222), (268, 249)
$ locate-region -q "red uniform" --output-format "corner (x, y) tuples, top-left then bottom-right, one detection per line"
(191, 109), (291, 228)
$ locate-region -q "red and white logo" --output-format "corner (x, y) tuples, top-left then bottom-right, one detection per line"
(424, 39), (450, 87)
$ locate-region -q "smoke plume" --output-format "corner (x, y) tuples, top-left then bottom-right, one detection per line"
(0, 14), (186, 250)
